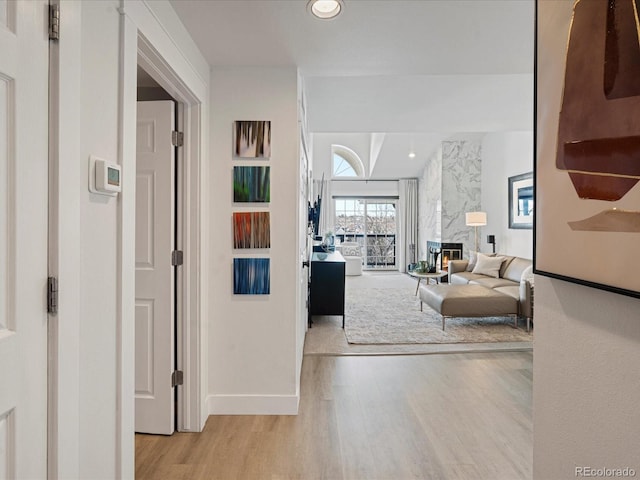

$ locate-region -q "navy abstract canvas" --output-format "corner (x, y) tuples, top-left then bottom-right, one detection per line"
(233, 258), (270, 295)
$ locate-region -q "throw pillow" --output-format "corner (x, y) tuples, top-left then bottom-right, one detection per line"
(466, 251), (495, 271)
(472, 253), (505, 278)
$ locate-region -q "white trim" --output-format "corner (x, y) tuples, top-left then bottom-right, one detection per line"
(48, 1), (81, 477)
(138, 3), (207, 87)
(116, 12), (138, 479)
(120, 1), (208, 101)
(207, 395), (300, 416)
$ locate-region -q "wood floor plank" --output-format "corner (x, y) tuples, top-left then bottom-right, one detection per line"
(136, 352), (533, 480)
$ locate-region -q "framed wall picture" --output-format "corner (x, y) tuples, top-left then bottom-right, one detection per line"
(233, 212), (270, 249)
(233, 166), (270, 203)
(234, 121), (271, 158)
(535, 0), (640, 297)
(233, 258), (270, 295)
(508, 172), (533, 229)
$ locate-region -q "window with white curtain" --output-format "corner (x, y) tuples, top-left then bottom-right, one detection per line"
(334, 198), (397, 270)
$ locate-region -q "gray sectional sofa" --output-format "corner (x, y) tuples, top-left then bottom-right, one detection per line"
(448, 254), (534, 330)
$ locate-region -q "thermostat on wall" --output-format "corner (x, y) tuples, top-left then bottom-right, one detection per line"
(89, 155), (121, 196)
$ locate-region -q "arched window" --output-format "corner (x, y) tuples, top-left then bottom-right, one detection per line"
(332, 145), (364, 178)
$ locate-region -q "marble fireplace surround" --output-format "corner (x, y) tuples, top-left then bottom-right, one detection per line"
(418, 139), (482, 262)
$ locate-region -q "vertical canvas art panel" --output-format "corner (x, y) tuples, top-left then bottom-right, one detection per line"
(234, 121), (271, 158)
(233, 166), (270, 203)
(536, 0), (640, 296)
(233, 212), (270, 249)
(233, 258), (270, 295)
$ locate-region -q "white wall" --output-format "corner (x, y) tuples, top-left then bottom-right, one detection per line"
(481, 131), (533, 258)
(78, 2), (120, 477)
(208, 67), (301, 414)
(534, 278), (640, 479)
(534, 1), (640, 478)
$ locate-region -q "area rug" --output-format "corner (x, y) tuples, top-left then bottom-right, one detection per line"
(344, 287), (532, 344)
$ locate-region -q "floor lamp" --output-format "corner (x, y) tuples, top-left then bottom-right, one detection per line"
(465, 211), (487, 253)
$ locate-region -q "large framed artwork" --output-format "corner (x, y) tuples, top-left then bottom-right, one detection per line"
(535, 0), (640, 297)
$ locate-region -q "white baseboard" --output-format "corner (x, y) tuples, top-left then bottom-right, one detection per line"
(207, 394), (300, 415)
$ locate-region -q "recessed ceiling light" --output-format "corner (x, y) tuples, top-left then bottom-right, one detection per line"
(307, 0), (344, 20)
(408, 152), (416, 159)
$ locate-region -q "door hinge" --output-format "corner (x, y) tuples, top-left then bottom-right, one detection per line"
(171, 131), (184, 147)
(47, 276), (58, 315)
(171, 250), (183, 266)
(49, 4), (60, 41)
(171, 370), (183, 388)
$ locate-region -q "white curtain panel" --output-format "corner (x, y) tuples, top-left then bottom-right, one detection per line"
(312, 179), (333, 237)
(398, 178), (418, 273)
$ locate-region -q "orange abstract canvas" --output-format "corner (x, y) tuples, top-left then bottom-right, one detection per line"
(233, 212), (270, 249)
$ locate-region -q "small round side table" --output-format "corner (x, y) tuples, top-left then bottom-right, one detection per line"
(408, 270), (447, 295)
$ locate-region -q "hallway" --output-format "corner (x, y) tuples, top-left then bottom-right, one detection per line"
(136, 352), (532, 479)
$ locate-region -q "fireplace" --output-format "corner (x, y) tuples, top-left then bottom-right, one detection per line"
(427, 241), (463, 273)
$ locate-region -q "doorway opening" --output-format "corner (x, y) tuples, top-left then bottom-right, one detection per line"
(127, 32), (204, 435)
(134, 65), (183, 435)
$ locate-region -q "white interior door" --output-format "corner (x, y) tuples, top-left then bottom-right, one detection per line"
(0, 0), (49, 477)
(135, 100), (175, 435)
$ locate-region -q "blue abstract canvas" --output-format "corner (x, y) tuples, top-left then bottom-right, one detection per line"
(233, 166), (270, 203)
(233, 258), (270, 295)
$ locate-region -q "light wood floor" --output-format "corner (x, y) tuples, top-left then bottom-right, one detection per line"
(136, 352), (533, 480)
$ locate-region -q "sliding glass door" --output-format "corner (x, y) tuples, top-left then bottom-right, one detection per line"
(334, 198), (397, 270)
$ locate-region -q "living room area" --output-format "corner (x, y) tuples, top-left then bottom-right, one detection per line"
(299, 0), (534, 349)
(305, 128), (534, 353)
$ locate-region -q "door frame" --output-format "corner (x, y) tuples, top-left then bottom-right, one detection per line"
(127, 18), (205, 433)
(123, 30), (204, 428)
(118, 2), (208, 476)
(48, 1), (82, 476)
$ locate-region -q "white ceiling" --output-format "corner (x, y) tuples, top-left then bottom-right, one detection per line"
(170, 0), (535, 178)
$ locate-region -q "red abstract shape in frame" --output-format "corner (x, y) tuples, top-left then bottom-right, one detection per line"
(557, 0), (640, 201)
